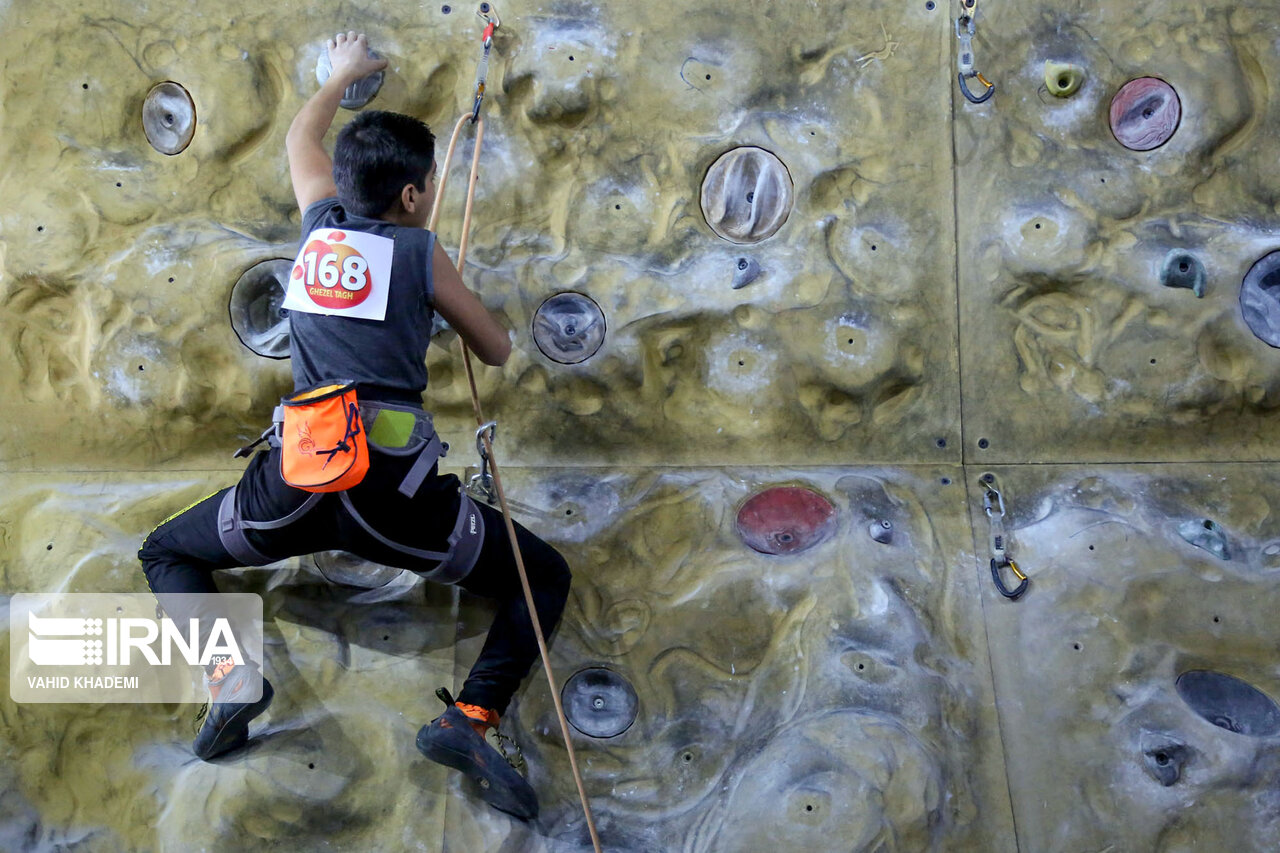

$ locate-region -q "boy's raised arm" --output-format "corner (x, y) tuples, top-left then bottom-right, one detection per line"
(285, 32), (388, 213)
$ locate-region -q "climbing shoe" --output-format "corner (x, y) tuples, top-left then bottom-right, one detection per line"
(192, 659), (274, 761)
(416, 688), (538, 820)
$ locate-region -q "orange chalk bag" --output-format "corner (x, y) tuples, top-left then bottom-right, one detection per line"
(278, 382), (368, 492)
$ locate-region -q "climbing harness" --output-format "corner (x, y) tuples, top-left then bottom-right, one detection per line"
(979, 474), (1028, 600)
(428, 7), (603, 850)
(956, 0), (994, 104)
(223, 400), (482, 583)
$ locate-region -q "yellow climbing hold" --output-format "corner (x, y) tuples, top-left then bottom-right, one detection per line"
(1044, 61), (1085, 97)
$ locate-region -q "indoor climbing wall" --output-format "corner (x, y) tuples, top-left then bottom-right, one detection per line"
(1, 0), (1279, 849)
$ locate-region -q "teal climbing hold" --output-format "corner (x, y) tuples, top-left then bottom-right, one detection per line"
(1160, 250), (1205, 298)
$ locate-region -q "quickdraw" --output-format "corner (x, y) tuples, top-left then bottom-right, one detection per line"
(467, 420), (498, 504)
(979, 474), (1028, 600)
(956, 0), (995, 104)
(470, 3), (499, 122)
(427, 7), (603, 849)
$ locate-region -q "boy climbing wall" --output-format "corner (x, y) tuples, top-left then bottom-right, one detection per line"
(138, 32), (570, 820)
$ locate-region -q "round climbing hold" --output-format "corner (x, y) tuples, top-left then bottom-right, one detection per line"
(1175, 670), (1280, 737)
(736, 486), (838, 555)
(229, 259), (293, 359)
(1109, 77), (1181, 151)
(1160, 250), (1205, 297)
(313, 550), (405, 588)
(1240, 249), (1280, 348)
(562, 668), (638, 738)
(1043, 61), (1084, 98)
(142, 81), (196, 155)
(316, 46), (385, 109)
(701, 147), (794, 244)
(532, 292), (606, 364)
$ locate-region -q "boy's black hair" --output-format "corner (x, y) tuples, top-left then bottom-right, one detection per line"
(333, 110), (436, 218)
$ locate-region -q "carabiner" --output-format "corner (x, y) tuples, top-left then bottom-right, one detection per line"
(959, 71), (995, 104)
(979, 477), (1005, 518)
(475, 420), (497, 460)
(990, 558), (1029, 600)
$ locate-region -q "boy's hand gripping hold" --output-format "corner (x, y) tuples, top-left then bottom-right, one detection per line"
(326, 31), (388, 85)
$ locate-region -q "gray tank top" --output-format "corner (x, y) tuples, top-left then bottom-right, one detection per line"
(288, 198), (437, 403)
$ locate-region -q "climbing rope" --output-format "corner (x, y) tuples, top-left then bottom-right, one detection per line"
(978, 473), (1028, 600)
(955, 0), (994, 104)
(427, 7), (604, 851)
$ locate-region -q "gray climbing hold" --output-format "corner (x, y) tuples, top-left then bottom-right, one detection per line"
(1240, 249), (1280, 348)
(532, 292), (606, 364)
(1160, 250), (1205, 297)
(868, 519), (893, 544)
(562, 668), (638, 738)
(731, 257), (762, 289)
(1177, 518), (1230, 560)
(313, 550), (405, 588)
(1176, 670), (1280, 737)
(1139, 731), (1187, 786)
(142, 81), (196, 155)
(701, 147), (794, 244)
(229, 259), (293, 359)
(316, 46), (385, 109)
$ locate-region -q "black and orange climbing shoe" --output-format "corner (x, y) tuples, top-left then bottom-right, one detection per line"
(192, 659), (274, 761)
(416, 688), (538, 820)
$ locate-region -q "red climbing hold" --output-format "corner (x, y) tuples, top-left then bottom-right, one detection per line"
(735, 486), (838, 555)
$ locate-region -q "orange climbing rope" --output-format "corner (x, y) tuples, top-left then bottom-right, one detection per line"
(426, 9), (604, 852)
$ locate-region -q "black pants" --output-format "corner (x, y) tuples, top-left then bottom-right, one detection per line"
(138, 445), (571, 716)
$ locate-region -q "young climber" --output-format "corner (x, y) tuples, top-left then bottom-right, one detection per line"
(137, 32), (570, 820)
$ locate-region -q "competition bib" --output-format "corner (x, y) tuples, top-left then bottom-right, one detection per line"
(283, 228), (395, 321)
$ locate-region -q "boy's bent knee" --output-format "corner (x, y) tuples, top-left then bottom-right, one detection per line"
(542, 547), (572, 597)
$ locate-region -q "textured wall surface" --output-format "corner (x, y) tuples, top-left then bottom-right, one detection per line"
(2, 0), (1279, 850)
